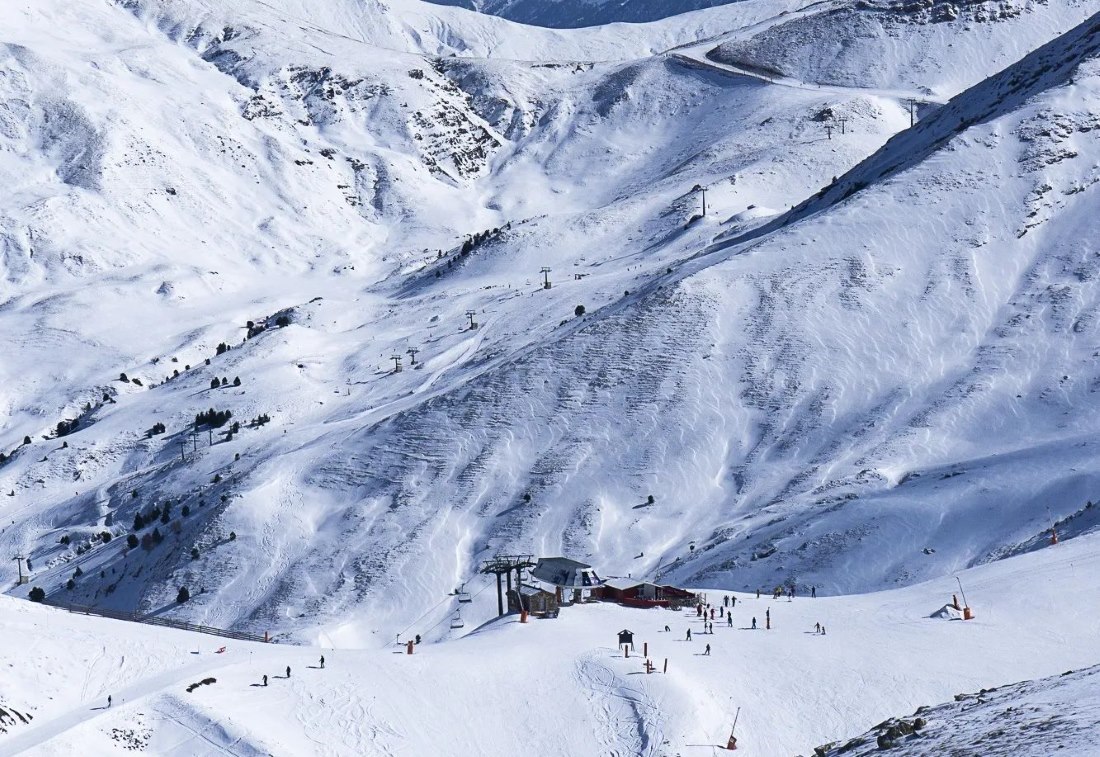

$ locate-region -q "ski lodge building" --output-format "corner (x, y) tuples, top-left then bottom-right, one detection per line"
(530, 557), (604, 604)
(598, 578), (697, 609)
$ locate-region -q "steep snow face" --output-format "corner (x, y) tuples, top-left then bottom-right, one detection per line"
(424, 0), (745, 28)
(2, 0), (1100, 648)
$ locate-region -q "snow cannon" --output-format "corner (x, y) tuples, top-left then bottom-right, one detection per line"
(726, 736), (738, 750)
(520, 609), (528, 624)
(406, 640), (415, 655)
(1051, 529), (1059, 545)
(963, 606), (974, 621)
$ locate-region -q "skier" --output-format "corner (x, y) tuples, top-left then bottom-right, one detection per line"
(263, 675), (268, 687)
(664, 625), (670, 632)
(718, 607), (724, 619)
(815, 622), (820, 634)
(704, 643), (711, 656)
(710, 608), (715, 620)
(107, 695), (112, 708)
(811, 586), (817, 598)
(727, 614), (733, 628)
(697, 604), (703, 617)
(731, 596), (737, 607)
(756, 589), (760, 599)
(821, 625), (826, 636)
(686, 629), (692, 641)
(723, 595), (729, 608)
(415, 634), (421, 645)
(751, 617), (757, 629)
(286, 666), (291, 678)
(766, 608), (770, 626)
(320, 655), (325, 669)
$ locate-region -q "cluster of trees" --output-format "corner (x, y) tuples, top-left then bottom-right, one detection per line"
(147, 421), (167, 437)
(459, 224), (511, 256)
(195, 408), (233, 428)
(249, 413), (272, 427)
(209, 376), (242, 389)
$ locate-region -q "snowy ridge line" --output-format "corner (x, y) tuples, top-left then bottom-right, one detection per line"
(703, 9), (1100, 258)
(48, 601), (271, 644)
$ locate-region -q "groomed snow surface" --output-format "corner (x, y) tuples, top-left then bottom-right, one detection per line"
(2, 532), (1099, 756)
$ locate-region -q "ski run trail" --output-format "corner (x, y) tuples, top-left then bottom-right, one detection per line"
(3, 530), (1100, 755)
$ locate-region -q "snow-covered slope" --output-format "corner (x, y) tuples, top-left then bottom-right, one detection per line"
(816, 665), (1100, 756)
(1, 528), (1098, 756)
(1, 0), (1099, 655)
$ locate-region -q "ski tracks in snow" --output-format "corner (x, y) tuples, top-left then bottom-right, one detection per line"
(574, 650), (665, 757)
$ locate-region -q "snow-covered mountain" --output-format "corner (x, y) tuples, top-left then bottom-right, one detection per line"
(1, 0), (1099, 658)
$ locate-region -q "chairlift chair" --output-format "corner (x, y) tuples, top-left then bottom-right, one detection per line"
(450, 611), (465, 629)
(456, 583), (472, 603)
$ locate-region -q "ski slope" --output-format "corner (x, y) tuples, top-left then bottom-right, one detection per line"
(2, 530), (1099, 756)
(1, 0), (1100, 718)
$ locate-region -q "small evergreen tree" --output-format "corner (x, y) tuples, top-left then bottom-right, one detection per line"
(66, 579), (75, 591)
(119, 372), (129, 382)
(229, 531), (237, 541)
(23, 436), (31, 445)
(574, 305), (586, 317)
(182, 505), (190, 517)
(191, 547), (200, 560)
(29, 586), (45, 602)
(210, 378), (220, 389)
(177, 586), (190, 603)
(133, 512), (145, 530)
(233, 376), (241, 386)
(127, 533), (139, 549)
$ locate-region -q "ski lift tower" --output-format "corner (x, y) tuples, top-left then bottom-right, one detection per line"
(12, 555), (28, 585)
(540, 267), (552, 290)
(465, 311), (478, 330)
(480, 555), (536, 617)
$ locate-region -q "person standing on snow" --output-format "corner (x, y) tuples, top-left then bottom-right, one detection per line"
(731, 596), (737, 607)
(286, 666), (291, 678)
(107, 695), (112, 708)
(320, 655), (325, 669)
(723, 596), (729, 608)
(811, 586), (817, 598)
(686, 629), (692, 641)
(704, 643), (711, 656)
(263, 675), (268, 687)
(727, 614), (733, 628)
(751, 617), (757, 629)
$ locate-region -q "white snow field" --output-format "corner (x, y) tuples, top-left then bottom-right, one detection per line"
(3, 0), (1100, 752)
(2, 529), (1099, 756)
